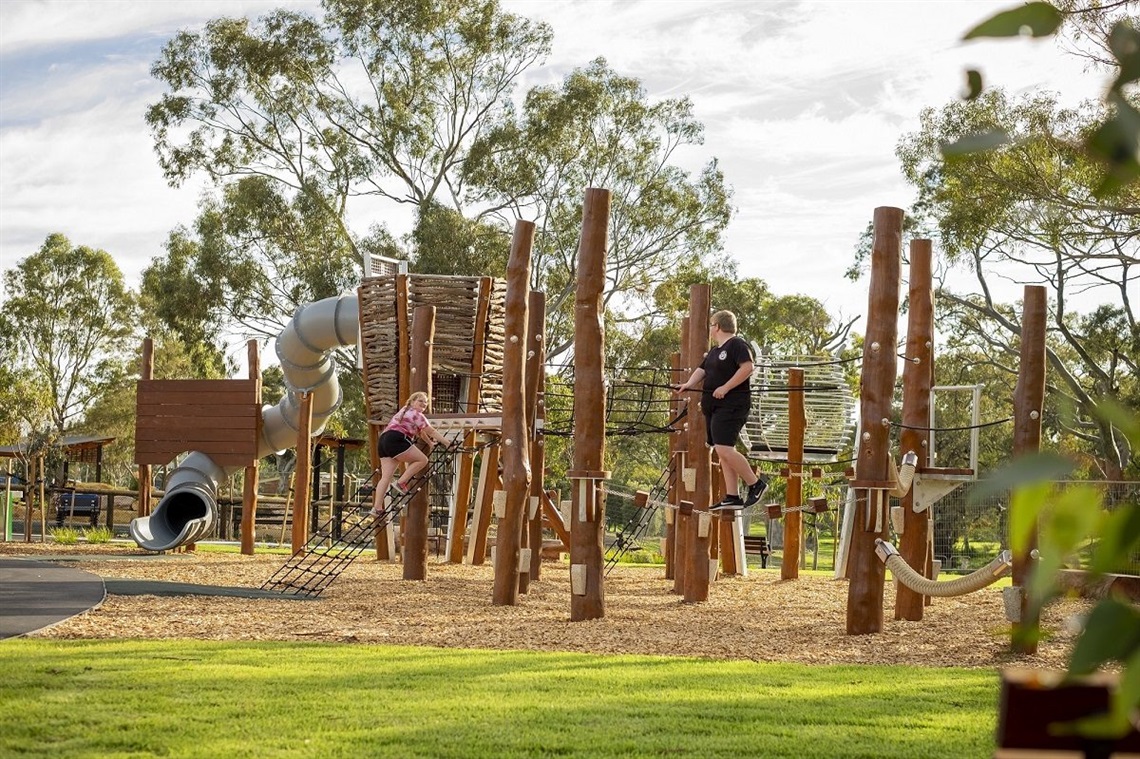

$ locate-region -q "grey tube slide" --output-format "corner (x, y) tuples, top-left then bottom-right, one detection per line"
(129, 295), (359, 551)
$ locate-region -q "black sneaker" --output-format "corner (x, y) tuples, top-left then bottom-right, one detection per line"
(710, 495), (745, 512)
(744, 477), (769, 507)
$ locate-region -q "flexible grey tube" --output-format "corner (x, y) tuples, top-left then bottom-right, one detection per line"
(875, 539), (1012, 597)
(129, 294), (360, 551)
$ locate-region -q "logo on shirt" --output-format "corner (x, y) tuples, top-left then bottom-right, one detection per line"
(719, 350), (727, 360)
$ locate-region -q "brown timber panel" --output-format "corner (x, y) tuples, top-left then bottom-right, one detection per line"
(134, 379), (259, 466)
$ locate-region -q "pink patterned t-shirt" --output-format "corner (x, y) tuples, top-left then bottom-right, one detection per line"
(384, 406), (427, 438)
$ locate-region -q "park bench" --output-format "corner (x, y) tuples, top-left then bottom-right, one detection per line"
(54, 491), (101, 527)
(743, 535), (771, 569)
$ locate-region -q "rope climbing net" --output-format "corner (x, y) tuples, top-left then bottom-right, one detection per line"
(543, 364), (684, 438)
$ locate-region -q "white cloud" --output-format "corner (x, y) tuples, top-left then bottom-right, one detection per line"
(0, 0), (1118, 322)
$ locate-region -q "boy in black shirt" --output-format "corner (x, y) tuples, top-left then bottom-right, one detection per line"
(674, 310), (768, 511)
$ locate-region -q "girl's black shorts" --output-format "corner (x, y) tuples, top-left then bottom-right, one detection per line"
(379, 430), (415, 458)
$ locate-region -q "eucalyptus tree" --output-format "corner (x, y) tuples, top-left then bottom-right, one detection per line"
(464, 58), (734, 361)
(893, 89), (1138, 478)
(146, 3), (733, 368)
(0, 234), (137, 436)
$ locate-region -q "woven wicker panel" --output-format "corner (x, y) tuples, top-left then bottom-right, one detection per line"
(359, 274), (506, 424)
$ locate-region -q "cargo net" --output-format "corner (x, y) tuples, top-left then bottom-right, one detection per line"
(543, 364), (686, 438)
(261, 435), (466, 597)
(604, 455), (678, 574)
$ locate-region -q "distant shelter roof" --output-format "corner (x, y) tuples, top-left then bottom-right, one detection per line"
(0, 435), (116, 462)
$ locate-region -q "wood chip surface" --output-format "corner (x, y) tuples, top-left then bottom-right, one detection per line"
(3, 543), (1086, 668)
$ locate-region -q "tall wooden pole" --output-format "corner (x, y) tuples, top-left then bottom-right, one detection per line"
(449, 277), (493, 564)
(241, 339), (261, 555)
(291, 391), (314, 556)
(570, 188), (610, 622)
(493, 220), (534, 605)
(138, 337), (154, 518)
(683, 285), (713, 603)
(665, 351), (683, 581)
(896, 239), (934, 620)
(783, 367), (805, 580)
(846, 206), (903, 635)
(404, 305), (436, 581)
(1012, 285), (1047, 654)
(672, 320), (691, 594)
(523, 289), (547, 589)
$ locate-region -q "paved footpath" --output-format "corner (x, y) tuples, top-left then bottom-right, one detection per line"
(0, 558), (106, 639)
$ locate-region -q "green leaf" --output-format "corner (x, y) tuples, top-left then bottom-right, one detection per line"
(1113, 649), (1140, 728)
(1108, 21), (1140, 91)
(1068, 599), (1140, 676)
(963, 2), (1063, 40)
(969, 452), (1075, 505)
(963, 69), (984, 101)
(941, 129), (1012, 157)
(1010, 481), (1052, 558)
(1031, 485), (1104, 599)
(1093, 398), (1140, 449)
(1091, 504), (1140, 576)
(1089, 93), (1140, 197)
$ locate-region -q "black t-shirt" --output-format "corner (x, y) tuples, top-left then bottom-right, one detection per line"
(700, 335), (753, 411)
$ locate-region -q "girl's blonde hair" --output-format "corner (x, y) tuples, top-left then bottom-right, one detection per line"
(405, 391), (429, 409)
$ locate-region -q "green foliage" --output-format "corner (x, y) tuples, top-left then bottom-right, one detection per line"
(964, 2), (1063, 39)
(0, 639), (999, 758)
(48, 527), (79, 545)
(894, 88), (1138, 479)
(466, 57), (733, 361)
(957, 2), (1140, 196)
(989, 402), (1140, 738)
(83, 526), (114, 544)
(0, 234), (137, 436)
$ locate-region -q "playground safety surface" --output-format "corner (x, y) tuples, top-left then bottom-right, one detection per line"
(0, 543), (1087, 669)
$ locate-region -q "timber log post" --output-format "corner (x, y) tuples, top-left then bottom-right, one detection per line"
(569, 188), (611, 622)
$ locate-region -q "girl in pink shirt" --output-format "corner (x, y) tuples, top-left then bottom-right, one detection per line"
(372, 391), (449, 516)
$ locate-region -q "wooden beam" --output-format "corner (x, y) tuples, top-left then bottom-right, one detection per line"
(897, 239), (934, 620)
(403, 305), (435, 581)
(493, 219), (534, 606)
(291, 392), (313, 556)
(570, 187), (610, 622)
(683, 284), (712, 603)
(241, 339), (260, 556)
(1012, 285), (1047, 654)
(783, 367), (805, 581)
(846, 206), (903, 636)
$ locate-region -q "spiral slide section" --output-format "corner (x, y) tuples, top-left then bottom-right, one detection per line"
(875, 539), (1012, 597)
(129, 295), (360, 551)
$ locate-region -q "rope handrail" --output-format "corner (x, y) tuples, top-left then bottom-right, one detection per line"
(887, 417), (1012, 433)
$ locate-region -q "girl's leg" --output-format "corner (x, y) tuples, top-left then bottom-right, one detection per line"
(394, 446), (429, 489)
(372, 458), (398, 513)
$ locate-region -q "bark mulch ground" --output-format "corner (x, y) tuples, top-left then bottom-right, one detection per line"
(1, 542), (1086, 669)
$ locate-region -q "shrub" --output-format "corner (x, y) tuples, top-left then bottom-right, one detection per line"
(84, 526), (113, 544)
(49, 527), (79, 545)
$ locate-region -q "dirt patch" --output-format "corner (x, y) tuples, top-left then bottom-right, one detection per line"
(2, 542), (1085, 669)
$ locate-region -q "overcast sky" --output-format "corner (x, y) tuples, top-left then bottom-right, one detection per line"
(0, 0), (1107, 325)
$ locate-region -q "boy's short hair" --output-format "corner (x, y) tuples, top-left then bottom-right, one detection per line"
(711, 310), (737, 334)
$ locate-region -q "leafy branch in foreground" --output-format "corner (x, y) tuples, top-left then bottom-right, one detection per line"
(955, 1), (1139, 196)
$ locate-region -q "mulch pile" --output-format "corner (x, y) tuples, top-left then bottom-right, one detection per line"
(2, 543), (1086, 669)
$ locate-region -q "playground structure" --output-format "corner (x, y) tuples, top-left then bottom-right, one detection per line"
(123, 198), (1063, 645)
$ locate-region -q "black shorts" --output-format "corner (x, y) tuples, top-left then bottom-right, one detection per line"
(705, 404), (749, 448)
(379, 430), (415, 458)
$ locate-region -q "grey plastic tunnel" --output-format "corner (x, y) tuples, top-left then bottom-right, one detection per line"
(129, 294), (360, 551)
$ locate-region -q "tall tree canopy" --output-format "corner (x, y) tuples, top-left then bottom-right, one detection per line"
(895, 88), (1138, 478)
(144, 0), (733, 368)
(0, 234), (137, 437)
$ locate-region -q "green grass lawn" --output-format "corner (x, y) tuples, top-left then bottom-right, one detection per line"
(1, 639), (997, 758)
